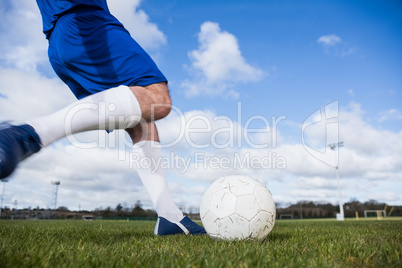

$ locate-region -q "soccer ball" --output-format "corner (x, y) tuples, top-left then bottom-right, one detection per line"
(200, 175), (276, 241)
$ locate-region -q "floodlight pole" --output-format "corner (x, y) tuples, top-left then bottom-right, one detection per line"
(335, 164), (344, 220)
(0, 179), (8, 218)
(51, 181), (60, 210)
(329, 142), (344, 221)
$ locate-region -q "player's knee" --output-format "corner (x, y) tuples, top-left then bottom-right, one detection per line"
(130, 82), (172, 121)
(156, 93), (172, 120)
(151, 83), (172, 120)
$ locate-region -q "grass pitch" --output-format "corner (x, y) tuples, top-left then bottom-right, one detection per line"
(0, 218), (401, 267)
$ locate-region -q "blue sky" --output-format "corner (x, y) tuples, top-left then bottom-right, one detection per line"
(0, 0), (401, 212)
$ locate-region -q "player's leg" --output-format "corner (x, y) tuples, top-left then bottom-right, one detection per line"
(0, 82), (167, 179)
(127, 122), (206, 235)
(27, 82), (169, 147)
(126, 83), (204, 235)
(27, 85), (141, 147)
(128, 123), (183, 222)
(128, 82), (172, 123)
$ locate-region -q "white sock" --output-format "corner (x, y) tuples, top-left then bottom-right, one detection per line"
(27, 85), (141, 146)
(133, 140), (183, 223)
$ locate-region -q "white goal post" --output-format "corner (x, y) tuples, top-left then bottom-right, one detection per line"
(364, 210), (386, 218)
(279, 214), (293, 219)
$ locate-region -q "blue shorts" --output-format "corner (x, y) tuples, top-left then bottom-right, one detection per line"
(48, 9), (167, 100)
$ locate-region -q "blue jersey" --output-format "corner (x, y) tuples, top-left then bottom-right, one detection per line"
(36, 0), (110, 39)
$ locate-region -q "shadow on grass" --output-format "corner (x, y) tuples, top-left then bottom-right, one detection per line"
(265, 231), (292, 242)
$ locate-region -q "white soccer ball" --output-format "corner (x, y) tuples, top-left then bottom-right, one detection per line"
(200, 175), (276, 241)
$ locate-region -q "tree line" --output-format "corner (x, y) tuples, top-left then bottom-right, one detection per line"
(0, 199), (400, 220)
(276, 199), (401, 219)
(0, 200), (157, 220)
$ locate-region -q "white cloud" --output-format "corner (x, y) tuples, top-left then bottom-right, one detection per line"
(190, 22), (263, 83)
(294, 176), (339, 190)
(339, 103), (402, 157)
(5, 143), (145, 210)
(107, 0), (167, 51)
(317, 34), (357, 57)
(0, 1), (48, 72)
(379, 109), (402, 122)
(157, 102), (402, 206)
(182, 21), (264, 98)
(0, 68), (75, 121)
(156, 107), (285, 155)
(317, 34), (341, 46)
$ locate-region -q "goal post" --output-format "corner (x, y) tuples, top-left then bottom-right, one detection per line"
(279, 214), (293, 220)
(364, 210), (386, 218)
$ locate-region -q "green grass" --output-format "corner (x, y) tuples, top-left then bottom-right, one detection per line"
(0, 218), (401, 267)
